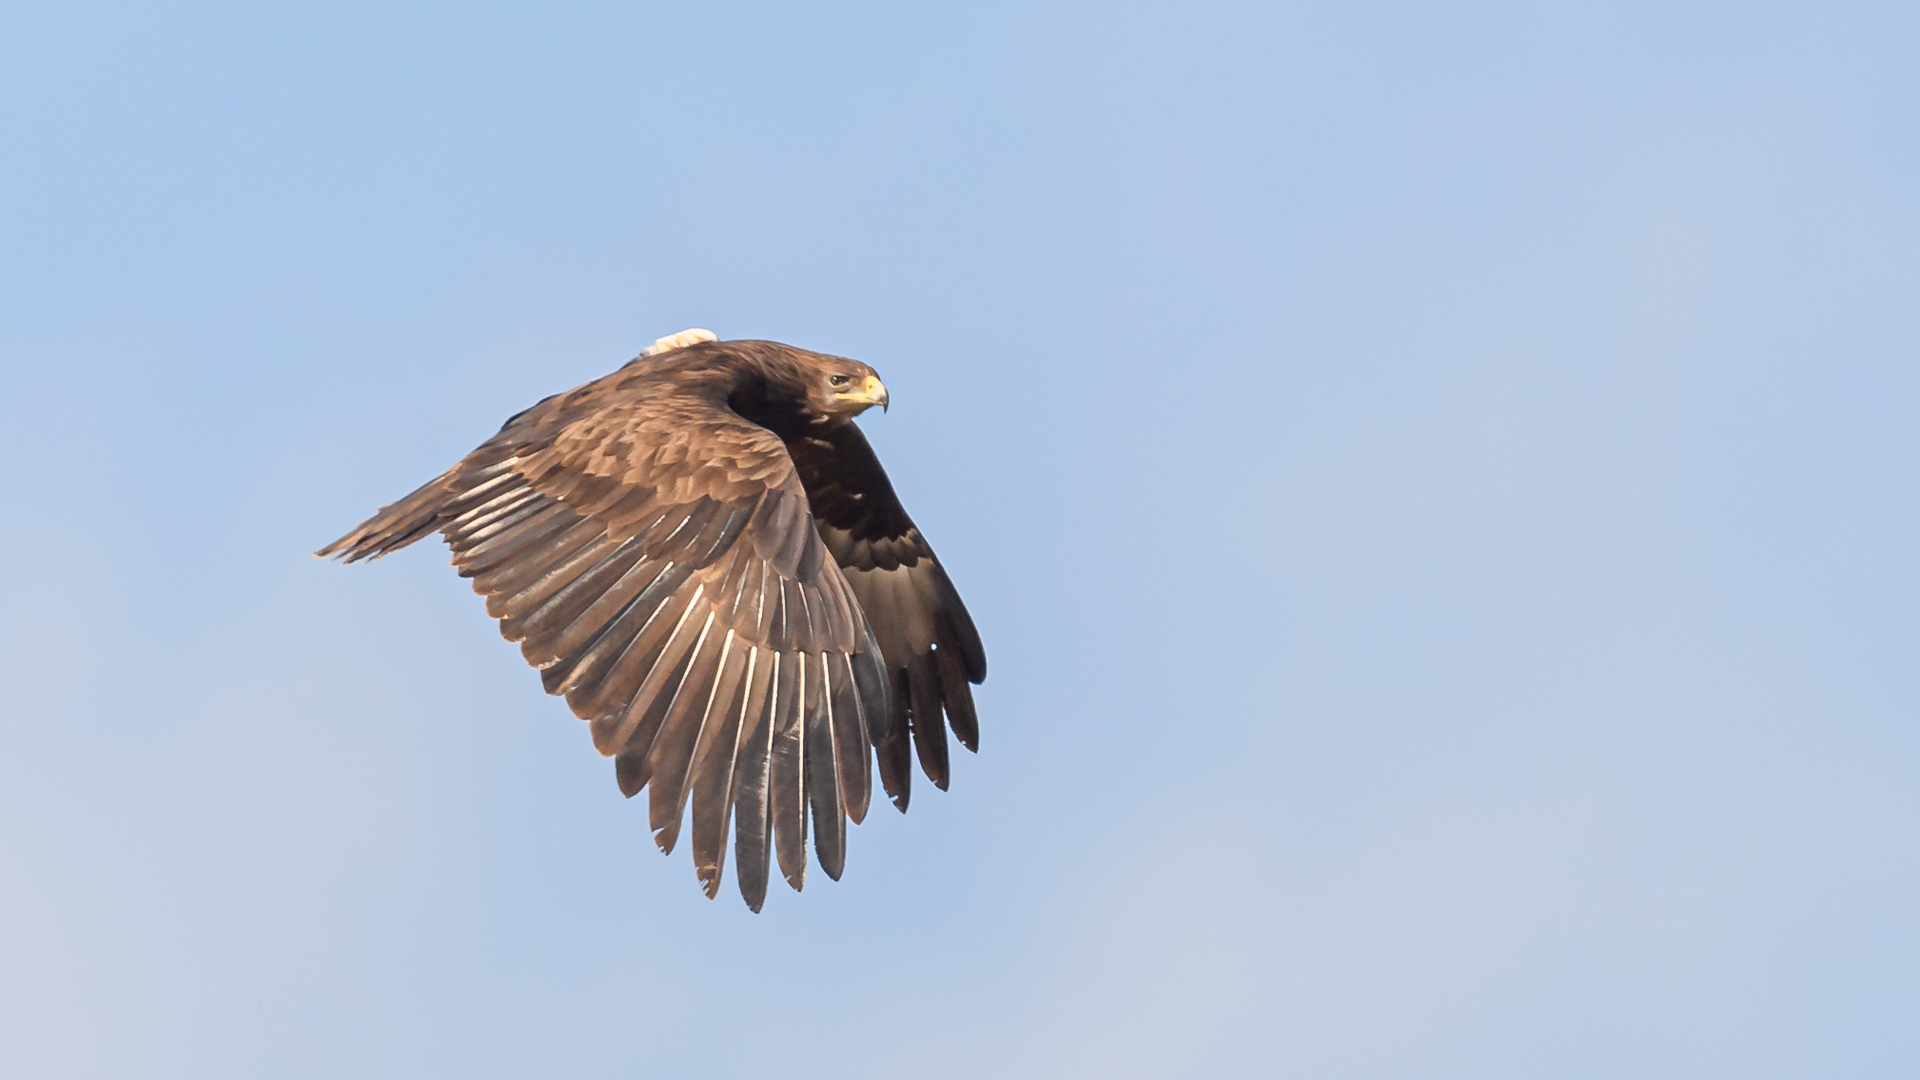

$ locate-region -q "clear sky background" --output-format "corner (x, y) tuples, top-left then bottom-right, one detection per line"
(3, 2), (1916, 1077)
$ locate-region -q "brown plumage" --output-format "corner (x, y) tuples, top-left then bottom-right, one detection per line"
(318, 331), (986, 910)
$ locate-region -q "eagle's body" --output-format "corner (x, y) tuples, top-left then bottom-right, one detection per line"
(319, 332), (984, 910)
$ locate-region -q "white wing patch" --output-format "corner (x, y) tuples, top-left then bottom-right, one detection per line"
(643, 328), (719, 356)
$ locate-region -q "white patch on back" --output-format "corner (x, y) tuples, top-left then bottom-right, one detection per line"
(643, 328), (719, 355)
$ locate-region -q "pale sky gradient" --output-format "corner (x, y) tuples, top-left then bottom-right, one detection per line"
(3, 3), (1917, 1077)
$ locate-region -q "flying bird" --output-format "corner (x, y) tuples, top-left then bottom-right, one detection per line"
(318, 330), (985, 910)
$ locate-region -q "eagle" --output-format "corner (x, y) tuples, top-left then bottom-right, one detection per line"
(318, 330), (985, 910)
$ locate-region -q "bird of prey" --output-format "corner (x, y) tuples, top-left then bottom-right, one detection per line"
(318, 330), (985, 910)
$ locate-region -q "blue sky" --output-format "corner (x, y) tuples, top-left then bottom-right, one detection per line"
(3, 2), (1916, 1077)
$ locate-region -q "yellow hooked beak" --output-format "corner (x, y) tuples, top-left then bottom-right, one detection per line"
(846, 373), (889, 412)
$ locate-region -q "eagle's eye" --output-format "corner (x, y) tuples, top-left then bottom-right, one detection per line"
(828, 374), (852, 388)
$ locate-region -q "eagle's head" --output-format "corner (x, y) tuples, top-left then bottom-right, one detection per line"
(646, 330), (890, 430)
(808, 358), (889, 420)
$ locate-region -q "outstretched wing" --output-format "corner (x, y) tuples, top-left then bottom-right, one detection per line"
(318, 369), (890, 911)
(787, 422), (986, 812)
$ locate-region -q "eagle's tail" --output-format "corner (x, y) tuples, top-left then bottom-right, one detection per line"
(316, 458), (487, 563)
(318, 453), (532, 563)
